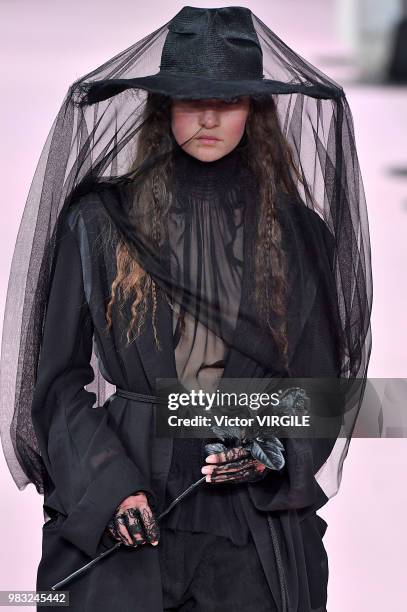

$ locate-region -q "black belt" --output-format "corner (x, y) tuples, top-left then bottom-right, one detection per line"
(114, 387), (168, 404)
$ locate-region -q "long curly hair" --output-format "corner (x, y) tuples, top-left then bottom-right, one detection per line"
(105, 92), (306, 370)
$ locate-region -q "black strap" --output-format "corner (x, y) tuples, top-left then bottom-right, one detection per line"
(114, 387), (168, 404)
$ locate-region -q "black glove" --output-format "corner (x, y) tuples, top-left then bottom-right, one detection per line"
(105, 490), (160, 547)
(202, 444), (270, 484)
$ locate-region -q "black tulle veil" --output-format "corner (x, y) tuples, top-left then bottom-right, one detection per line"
(0, 7), (372, 509)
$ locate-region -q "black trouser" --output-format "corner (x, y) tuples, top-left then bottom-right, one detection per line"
(158, 527), (277, 611)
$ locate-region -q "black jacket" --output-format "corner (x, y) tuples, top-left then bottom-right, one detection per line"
(32, 188), (339, 611)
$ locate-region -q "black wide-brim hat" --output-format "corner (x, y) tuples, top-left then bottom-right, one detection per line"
(80, 6), (343, 105)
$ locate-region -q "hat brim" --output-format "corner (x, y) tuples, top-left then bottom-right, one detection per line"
(78, 73), (344, 106)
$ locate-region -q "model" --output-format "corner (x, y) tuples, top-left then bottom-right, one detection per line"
(0, 6), (372, 612)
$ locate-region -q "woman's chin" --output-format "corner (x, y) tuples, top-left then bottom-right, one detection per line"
(190, 144), (228, 163)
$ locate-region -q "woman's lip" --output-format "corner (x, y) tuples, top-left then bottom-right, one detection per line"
(197, 136), (221, 142)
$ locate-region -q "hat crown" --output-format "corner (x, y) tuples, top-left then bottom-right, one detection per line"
(159, 6), (263, 80)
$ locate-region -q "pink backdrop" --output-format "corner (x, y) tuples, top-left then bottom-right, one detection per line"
(1, 1), (406, 609)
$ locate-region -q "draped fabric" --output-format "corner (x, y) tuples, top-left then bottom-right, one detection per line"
(169, 140), (248, 393)
(161, 142), (252, 545)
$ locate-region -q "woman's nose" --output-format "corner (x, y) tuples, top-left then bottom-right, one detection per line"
(199, 108), (220, 128)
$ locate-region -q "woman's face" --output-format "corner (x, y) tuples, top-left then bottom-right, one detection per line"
(171, 96), (250, 162)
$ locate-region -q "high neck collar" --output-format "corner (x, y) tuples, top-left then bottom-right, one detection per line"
(172, 140), (248, 201)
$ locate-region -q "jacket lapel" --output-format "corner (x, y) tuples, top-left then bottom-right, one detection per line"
(219, 193), (271, 381)
(131, 291), (179, 393)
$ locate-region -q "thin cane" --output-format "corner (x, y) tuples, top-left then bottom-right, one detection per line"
(51, 476), (207, 590)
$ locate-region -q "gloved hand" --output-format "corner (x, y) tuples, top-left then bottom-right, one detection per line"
(201, 444), (269, 484)
(105, 490), (160, 547)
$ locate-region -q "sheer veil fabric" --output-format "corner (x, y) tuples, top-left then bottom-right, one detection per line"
(0, 6), (372, 513)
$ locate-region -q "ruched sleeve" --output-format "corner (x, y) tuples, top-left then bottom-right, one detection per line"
(247, 437), (329, 516)
(246, 381), (343, 519)
(31, 210), (157, 558)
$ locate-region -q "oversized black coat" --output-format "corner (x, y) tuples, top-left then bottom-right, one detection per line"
(32, 187), (341, 611)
